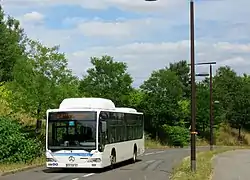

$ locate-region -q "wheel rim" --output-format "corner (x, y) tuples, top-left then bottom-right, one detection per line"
(111, 155), (115, 164)
(133, 151), (137, 162)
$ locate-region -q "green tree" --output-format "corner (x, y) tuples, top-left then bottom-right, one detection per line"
(213, 66), (241, 123)
(8, 40), (79, 119)
(79, 55), (133, 106)
(140, 68), (183, 138)
(127, 88), (144, 110)
(162, 124), (190, 147)
(227, 75), (250, 138)
(169, 60), (190, 98)
(177, 99), (190, 127)
(0, 6), (26, 83)
(196, 81), (210, 137)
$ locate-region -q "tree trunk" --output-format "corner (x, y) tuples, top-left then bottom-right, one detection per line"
(202, 122), (205, 138)
(238, 125), (241, 141)
(156, 131), (158, 141)
(37, 102), (41, 119)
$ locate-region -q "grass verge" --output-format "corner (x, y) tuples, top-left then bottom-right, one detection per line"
(170, 146), (250, 180)
(145, 139), (169, 149)
(0, 156), (45, 175)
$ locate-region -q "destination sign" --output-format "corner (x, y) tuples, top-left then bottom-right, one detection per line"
(49, 111), (96, 121)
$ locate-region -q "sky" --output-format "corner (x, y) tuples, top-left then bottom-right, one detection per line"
(2, 0), (250, 87)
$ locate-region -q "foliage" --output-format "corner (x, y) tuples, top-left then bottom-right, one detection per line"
(169, 60), (190, 98)
(1, 4), (250, 168)
(127, 89), (144, 109)
(0, 116), (42, 163)
(7, 40), (79, 119)
(140, 68), (183, 129)
(0, 6), (26, 83)
(0, 156), (45, 173)
(163, 124), (190, 147)
(196, 82), (210, 136)
(79, 55), (133, 106)
(177, 99), (190, 127)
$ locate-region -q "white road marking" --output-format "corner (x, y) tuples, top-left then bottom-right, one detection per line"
(145, 160), (155, 164)
(72, 178), (79, 180)
(82, 173), (95, 177)
(155, 151), (165, 154)
(50, 174), (69, 180)
(144, 150), (166, 156)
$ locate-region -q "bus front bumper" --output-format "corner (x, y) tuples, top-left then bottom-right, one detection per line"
(46, 162), (103, 168)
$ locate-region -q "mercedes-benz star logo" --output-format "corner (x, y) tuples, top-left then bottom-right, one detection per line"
(68, 156), (75, 162)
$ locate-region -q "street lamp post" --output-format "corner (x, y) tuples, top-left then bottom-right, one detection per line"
(195, 62), (216, 151)
(145, 0), (197, 172)
(189, 0), (196, 172)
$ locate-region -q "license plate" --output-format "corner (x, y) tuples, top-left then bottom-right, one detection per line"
(66, 164), (78, 167)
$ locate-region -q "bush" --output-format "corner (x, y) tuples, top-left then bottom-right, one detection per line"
(163, 125), (190, 147)
(0, 116), (43, 163)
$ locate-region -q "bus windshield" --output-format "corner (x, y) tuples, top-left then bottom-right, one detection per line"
(47, 111), (97, 152)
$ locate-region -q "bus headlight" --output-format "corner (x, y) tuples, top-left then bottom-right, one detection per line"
(47, 158), (57, 162)
(87, 158), (101, 162)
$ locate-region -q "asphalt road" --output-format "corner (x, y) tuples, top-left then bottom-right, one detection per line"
(212, 149), (250, 180)
(0, 147), (211, 180)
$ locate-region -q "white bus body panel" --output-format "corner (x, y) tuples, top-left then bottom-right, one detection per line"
(101, 138), (145, 166)
(46, 139), (145, 168)
(46, 150), (104, 168)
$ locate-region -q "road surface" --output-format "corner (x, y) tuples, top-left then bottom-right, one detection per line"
(0, 147), (211, 180)
(212, 149), (250, 180)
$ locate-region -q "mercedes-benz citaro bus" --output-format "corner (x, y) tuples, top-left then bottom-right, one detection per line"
(45, 98), (145, 169)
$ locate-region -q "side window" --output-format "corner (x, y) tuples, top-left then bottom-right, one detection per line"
(125, 113), (143, 140)
(100, 112), (143, 144)
(126, 113), (133, 140)
(104, 112), (126, 144)
(137, 114), (143, 139)
(119, 113), (126, 141)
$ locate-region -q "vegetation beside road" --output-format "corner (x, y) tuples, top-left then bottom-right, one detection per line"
(0, 156), (45, 174)
(1, 4), (250, 172)
(170, 146), (250, 180)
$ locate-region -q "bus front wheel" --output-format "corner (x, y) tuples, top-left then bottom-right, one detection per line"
(110, 149), (116, 169)
(132, 146), (137, 163)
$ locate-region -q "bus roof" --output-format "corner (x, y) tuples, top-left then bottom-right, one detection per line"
(47, 98), (143, 114)
(115, 107), (137, 113)
(59, 98), (116, 110)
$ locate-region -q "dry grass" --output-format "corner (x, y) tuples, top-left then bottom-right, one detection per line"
(196, 138), (209, 146)
(0, 99), (11, 116)
(170, 146), (249, 180)
(0, 99), (36, 126)
(145, 139), (169, 149)
(0, 156), (45, 174)
(216, 123), (250, 146)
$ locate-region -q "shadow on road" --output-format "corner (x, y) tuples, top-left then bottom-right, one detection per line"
(42, 159), (142, 174)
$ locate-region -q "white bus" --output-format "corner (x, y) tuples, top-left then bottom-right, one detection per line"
(45, 97), (145, 169)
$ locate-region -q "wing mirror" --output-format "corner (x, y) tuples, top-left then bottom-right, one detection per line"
(101, 121), (107, 132)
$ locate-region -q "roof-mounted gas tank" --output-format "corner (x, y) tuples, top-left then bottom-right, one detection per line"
(59, 98), (116, 110)
(115, 107), (138, 113)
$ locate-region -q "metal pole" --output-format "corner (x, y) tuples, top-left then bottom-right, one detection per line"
(190, 0), (196, 172)
(209, 64), (214, 151)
